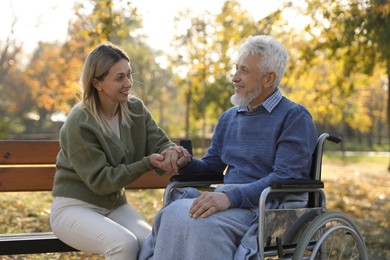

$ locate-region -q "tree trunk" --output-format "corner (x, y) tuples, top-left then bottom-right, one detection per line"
(367, 129), (373, 149)
(387, 64), (390, 172)
(185, 80), (191, 139)
(377, 120), (382, 145)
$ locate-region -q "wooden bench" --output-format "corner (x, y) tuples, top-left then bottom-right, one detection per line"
(0, 140), (173, 255)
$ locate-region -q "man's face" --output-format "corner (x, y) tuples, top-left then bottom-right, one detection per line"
(231, 53), (266, 107)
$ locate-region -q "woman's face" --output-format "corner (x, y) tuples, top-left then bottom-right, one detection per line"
(94, 59), (133, 106)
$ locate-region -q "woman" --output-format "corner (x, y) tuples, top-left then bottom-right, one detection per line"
(50, 42), (188, 259)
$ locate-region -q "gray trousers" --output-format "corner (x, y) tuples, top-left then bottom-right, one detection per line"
(139, 196), (256, 260)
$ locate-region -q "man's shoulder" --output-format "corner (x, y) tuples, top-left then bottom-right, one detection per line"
(279, 97), (310, 113)
(219, 106), (239, 120)
(223, 106), (239, 115)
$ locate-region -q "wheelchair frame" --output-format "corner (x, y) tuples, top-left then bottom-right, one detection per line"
(163, 133), (368, 259)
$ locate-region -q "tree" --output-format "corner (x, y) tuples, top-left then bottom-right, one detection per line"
(60, 0), (176, 136)
(123, 40), (178, 134)
(170, 9), (215, 142)
(11, 0), (147, 135)
(169, 0), (261, 141)
(24, 42), (80, 132)
(0, 60), (31, 138)
(294, 0), (390, 167)
(287, 48), (387, 150)
(0, 18), (22, 85)
(0, 16), (29, 138)
(59, 0), (144, 81)
(208, 0), (261, 117)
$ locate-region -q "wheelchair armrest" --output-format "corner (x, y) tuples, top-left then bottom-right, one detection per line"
(270, 179), (324, 189)
(163, 174), (224, 206)
(170, 173), (224, 183)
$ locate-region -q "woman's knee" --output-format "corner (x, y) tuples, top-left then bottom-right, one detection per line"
(106, 231), (139, 258)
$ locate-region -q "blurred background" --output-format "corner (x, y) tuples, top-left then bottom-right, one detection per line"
(0, 1), (389, 258)
(1, 0), (389, 154)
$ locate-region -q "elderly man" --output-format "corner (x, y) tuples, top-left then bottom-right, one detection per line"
(139, 35), (317, 259)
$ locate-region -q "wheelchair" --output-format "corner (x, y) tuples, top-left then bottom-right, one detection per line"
(163, 133), (368, 259)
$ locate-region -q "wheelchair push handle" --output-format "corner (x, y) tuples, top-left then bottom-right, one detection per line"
(179, 139), (193, 156)
(326, 135), (342, 144)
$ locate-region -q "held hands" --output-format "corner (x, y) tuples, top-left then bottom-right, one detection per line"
(150, 147), (232, 218)
(149, 145), (191, 175)
(189, 192), (231, 218)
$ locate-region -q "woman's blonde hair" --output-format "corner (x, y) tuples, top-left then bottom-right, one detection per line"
(80, 42), (135, 136)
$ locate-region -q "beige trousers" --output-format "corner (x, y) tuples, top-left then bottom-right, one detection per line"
(50, 197), (151, 260)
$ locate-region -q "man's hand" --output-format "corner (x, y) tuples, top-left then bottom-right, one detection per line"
(189, 192), (231, 218)
(161, 146), (191, 175)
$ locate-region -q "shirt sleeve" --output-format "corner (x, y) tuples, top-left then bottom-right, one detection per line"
(179, 128), (227, 176)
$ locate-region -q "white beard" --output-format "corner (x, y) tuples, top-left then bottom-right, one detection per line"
(230, 86), (262, 106)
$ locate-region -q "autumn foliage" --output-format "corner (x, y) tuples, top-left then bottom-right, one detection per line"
(0, 0), (388, 148)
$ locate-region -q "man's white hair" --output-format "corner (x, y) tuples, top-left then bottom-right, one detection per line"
(239, 35), (288, 89)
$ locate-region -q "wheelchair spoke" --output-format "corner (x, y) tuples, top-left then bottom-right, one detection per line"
(293, 211), (368, 260)
(315, 227), (364, 259)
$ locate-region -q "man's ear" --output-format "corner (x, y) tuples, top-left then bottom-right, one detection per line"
(264, 72), (276, 88)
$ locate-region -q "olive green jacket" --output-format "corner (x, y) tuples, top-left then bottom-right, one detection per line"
(52, 97), (174, 209)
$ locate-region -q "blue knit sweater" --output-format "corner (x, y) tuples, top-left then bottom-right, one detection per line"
(180, 93), (317, 209)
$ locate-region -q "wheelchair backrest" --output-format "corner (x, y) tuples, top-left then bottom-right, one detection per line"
(308, 133), (341, 207)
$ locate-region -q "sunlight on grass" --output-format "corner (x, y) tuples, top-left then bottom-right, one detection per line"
(321, 158), (390, 258)
(0, 190), (164, 259)
(0, 157), (389, 259)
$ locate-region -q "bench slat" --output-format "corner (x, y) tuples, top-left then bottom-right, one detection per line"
(0, 232), (78, 255)
(0, 139), (176, 255)
(0, 167), (171, 191)
(0, 140), (59, 165)
(0, 167), (56, 191)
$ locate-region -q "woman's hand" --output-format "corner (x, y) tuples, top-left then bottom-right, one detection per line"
(149, 153), (165, 169)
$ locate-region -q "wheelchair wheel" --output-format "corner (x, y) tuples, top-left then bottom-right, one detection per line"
(292, 211), (368, 260)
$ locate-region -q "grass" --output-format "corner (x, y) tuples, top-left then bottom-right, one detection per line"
(0, 156), (389, 259)
(321, 156), (390, 259)
(324, 139), (389, 152)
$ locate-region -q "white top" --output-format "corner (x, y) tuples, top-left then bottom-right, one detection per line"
(104, 114), (120, 139)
